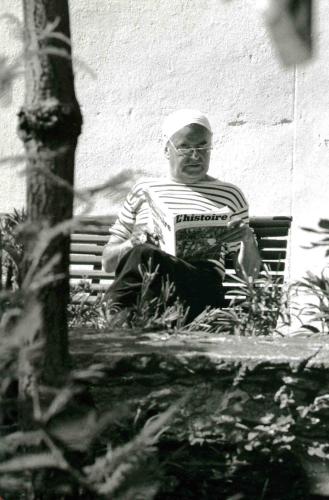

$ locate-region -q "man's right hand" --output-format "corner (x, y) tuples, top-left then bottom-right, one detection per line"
(130, 227), (149, 246)
(102, 228), (159, 274)
(130, 226), (159, 247)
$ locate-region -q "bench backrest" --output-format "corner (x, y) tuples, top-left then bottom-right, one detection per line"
(70, 216), (292, 304)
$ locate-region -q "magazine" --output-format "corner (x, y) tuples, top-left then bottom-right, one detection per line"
(144, 188), (231, 261)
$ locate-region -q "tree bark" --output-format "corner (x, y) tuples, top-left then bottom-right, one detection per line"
(18, 0), (82, 383)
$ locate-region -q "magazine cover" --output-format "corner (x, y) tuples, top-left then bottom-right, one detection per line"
(144, 187), (231, 261)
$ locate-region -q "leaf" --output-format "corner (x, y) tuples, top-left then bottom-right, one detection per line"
(318, 219), (329, 230)
(300, 226), (319, 233)
(0, 154), (27, 166)
(114, 482), (160, 500)
(38, 17), (71, 47)
(48, 407), (98, 451)
(42, 386), (81, 422)
(0, 474), (29, 492)
(0, 56), (22, 107)
(4, 302), (41, 347)
(139, 400), (182, 445)
(86, 400), (183, 487)
(300, 324), (320, 333)
(308, 445), (329, 460)
(312, 394), (329, 410)
(0, 452), (60, 472)
(247, 431), (259, 441)
(25, 46), (96, 79)
(2, 430), (43, 451)
(260, 413), (275, 425)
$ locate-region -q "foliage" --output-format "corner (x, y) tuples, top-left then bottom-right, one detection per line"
(0, 253), (178, 499)
(181, 269), (291, 336)
(0, 14), (95, 107)
(0, 208), (27, 290)
(0, 308), (176, 499)
(288, 218), (329, 333)
(81, 265), (291, 337)
(0, 211), (178, 499)
(68, 259), (189, 332)
(68, 280), (105, 329)
(291, 268), (329, 333)
(120, 260), (189, 333)
(301, 218), (329, 257)
(0, 209), (27, 330)
(228, 268), (292, 335)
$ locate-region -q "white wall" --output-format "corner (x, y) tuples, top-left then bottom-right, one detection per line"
(290, 1), (329, 278)
(0, 0), (328, 280)
(0, 0), (25, 211)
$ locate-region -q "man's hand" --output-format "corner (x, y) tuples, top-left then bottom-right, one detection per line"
(130, 226), (159, 247)
(102, 226), (160, 274)
(130, 227), (149, 246)
(219, 218), (261, 280)
(219, 218), (255, 244)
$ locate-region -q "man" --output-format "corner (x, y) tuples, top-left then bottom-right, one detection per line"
(102, 109), (261, 321)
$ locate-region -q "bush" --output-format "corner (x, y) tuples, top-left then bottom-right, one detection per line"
(0, 302), (178, 500)
(0, 208), (26, 291)
(0, 213), (178, 499)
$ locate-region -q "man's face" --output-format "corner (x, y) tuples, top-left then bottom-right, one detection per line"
(165, 124), (212, 183)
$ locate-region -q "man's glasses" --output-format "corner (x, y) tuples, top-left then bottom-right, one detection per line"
(168, 138), (213, 156)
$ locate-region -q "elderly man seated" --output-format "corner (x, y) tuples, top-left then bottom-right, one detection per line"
(102, 109), (261, 321)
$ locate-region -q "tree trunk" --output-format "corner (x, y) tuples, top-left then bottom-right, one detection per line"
(18, 0), (82, 383)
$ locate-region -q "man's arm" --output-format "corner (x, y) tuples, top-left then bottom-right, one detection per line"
(233, 229), (262, 280)
(102, 180), (148, 273)
(102, 226), (155, 273)
(221, 219), (262, 280)
(102, 236), (134, 273)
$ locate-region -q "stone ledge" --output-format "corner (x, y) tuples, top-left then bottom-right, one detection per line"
(70, 329), (329, 370)
(69, 329), (329, 498)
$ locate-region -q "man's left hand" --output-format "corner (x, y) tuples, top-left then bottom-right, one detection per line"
(219, 218), (254, 244)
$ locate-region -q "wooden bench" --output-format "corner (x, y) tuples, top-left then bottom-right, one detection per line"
(70, 215), (292, 305)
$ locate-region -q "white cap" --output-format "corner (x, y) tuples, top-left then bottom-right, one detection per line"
(162, 109), (212, 143)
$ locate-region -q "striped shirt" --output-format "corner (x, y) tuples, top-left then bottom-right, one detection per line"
(109, 178), (249, 277)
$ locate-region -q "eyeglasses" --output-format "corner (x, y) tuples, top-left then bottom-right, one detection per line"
(168, 138), (213, 156)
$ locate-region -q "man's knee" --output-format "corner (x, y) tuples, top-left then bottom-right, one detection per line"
(127, 243), (166, 267)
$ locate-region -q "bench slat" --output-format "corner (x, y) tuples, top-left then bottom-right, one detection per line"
(253, 226), (290, 237)
(71, 229), (290, 240)
(70, 236), (289, 249)
(250, 216), (292, 228)
(258, 239), (287, 249)
(257, 250), (287, 260)
(70, 269), (114, 278)
(70, 255), (103, 265)
(75, 215), (292, 227)
(70, 243), (104, 254)
(71, 234), (110, 243)
(73, 226), (111, 235)
(70, 244), (288, 259)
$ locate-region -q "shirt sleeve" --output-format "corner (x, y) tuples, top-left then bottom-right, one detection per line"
(108, 182), (149, 241)
(226, 187), (249, 255)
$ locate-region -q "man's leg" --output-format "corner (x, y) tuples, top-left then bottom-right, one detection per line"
(176, 261), (225, 321)
(106, 243), (189, 310)
(106, 243), (225, 320)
